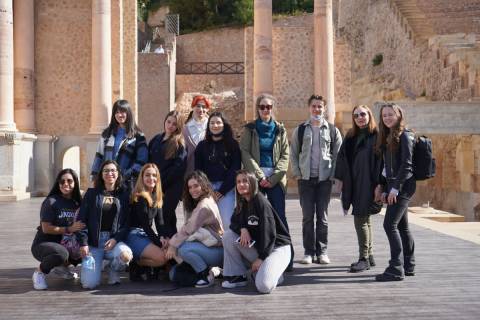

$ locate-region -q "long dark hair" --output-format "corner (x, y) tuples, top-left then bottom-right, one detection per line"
(94, 160), (123, 191)
(346, 105), (378, 138)
(375, 102), (406, 154)
(182, 171), (215, 215)
(234, 170), (259, 215)
(163, 110), (185, 160)
(47, 168), (82, 205)
(102, 99), (142, 139)
(205, 111), (238, 154)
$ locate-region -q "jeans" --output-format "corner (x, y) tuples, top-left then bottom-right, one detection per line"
(80, 231), (132, 289)
(383, 197), (415, 276)
(31, 241), (78, 274)
(212, 182), (236, 229)
(222, 230), (290, 294)
(298, 178), (332, 256)
(177, 241), (223, 273)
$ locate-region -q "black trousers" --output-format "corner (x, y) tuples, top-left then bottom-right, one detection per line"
(31, 242), (79, 274)
(162, 181), (184, 237)
(383, 180), (416, 276)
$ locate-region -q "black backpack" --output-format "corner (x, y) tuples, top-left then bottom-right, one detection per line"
(298, 122), (338, 155)
(412, 135), (436, 181)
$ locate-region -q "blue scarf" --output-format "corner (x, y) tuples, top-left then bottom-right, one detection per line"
(255, 118), (276, 168)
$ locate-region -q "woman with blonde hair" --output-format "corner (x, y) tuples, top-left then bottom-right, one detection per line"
(126, 163), (169, 281)
(375, 103), (416, 281)
(335, 105), (382, 272)
(149, 110), (187, 236)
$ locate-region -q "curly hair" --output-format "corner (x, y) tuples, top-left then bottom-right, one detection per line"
(375, 103), (406, 154)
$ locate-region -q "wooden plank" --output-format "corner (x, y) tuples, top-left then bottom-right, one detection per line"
(0, 197), (479, 319)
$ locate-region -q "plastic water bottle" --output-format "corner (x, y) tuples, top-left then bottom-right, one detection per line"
(81, 255), (96, 289)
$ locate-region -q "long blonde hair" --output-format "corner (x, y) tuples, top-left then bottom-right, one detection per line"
(131, 163), (163, 208)
(163, 110), (185, 160)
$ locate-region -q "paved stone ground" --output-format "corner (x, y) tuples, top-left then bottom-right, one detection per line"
(0, 197), (479, 320)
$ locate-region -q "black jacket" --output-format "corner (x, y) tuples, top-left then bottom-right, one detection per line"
(335, 131), (382, 215)
(77, 187), (130, 247)
(194, 139), (241, 195)
(130, 196), (172, 246)
(148, 133), (187, 190)
(382, 129), (416, 198)
(230, 192), (291, 260)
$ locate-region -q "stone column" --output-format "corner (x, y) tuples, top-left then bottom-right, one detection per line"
(314, 0), (336, 123)
(253, 0), (273, 106)
(0, 0), (16, 131)
(14, 0), (35, 132)
(90, 0), (112, 134)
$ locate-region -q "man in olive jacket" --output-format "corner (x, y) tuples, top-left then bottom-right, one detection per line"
(290, 95), (342, 265)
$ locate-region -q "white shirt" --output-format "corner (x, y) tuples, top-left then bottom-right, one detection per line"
(186, 118), (208, 145)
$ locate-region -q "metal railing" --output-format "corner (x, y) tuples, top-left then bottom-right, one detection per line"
(176, 62), (245, 75)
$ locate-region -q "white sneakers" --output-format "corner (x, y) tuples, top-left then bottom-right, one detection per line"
(318, 254), (331, 264)
(52, 265), (78, 280)
(32, 270), (48, 290)
(300, 254), (331, 264)
(300, 255), (313, 264)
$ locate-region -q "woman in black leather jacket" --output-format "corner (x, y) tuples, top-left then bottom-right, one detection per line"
(375, 103), (416, 282)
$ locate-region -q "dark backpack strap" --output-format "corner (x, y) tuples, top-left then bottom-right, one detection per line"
(298, 123), (306, 154)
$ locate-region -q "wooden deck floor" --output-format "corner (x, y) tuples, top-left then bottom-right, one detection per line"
(0, 197), (479, 320)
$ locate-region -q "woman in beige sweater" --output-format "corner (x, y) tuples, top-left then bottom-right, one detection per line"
(165, 171), (224, 288)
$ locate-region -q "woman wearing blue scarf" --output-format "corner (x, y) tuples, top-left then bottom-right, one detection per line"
(239, 93), (293, 271)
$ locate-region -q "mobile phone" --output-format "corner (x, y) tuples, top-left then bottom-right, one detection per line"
(236, 237), (255, 248)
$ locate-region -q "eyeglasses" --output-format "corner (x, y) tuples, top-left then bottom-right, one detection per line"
(353, 112), (367, 119)
(102, 168), (118, 174)
(258, 104), (273, 111)
(195, 104), (208, 109)
(60, 179), (74, 185)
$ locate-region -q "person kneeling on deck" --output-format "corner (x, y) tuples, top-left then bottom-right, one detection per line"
(222, 170), (291, 294)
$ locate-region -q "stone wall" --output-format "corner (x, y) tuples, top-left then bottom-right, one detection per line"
(338, 0), (480, 105)
(138, 54), (173, 141)
(176, 74), (244, 97)
(176, 27), (245, 62)
(35, 0), (92, 136)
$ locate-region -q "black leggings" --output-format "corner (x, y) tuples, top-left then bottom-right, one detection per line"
(31, 242), (77, 274)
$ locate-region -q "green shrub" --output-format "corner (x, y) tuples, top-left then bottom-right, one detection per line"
(372, 53), (383, 66)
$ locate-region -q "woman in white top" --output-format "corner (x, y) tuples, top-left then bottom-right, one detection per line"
(182, 95), (210, 176)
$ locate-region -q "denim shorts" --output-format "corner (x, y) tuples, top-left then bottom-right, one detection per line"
(126, 228), (152, 260)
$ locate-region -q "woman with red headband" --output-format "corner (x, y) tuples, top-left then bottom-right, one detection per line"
(183, 95), (210, 176)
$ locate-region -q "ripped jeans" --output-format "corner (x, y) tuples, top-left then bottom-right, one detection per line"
(81, 231), (132, 289)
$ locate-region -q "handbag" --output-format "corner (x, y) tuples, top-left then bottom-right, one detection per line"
(60, 233), (81, 260)
(170, 262), (199, 287)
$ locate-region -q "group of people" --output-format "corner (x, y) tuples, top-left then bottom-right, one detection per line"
(31, 93), (417, 295)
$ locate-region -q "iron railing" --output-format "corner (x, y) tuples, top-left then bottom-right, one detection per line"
(177, 62), (245, 75)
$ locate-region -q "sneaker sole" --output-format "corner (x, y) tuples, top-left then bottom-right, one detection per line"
(221, 281), (247, 289)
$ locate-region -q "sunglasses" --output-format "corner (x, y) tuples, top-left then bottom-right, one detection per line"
(60, 179), (74, 185)
(102, 168), (118, 174)
(353, 112), (367, 119)
(258, 104), (273, 111)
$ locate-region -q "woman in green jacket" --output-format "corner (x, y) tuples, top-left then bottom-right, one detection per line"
(239, 93), (292, 270)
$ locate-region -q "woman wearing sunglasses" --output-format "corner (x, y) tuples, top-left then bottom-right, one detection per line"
(183, 95), (210, 177)
(239, 93), (292, 271)
(335, 105), (382, 272)
(31, 169), (85, 290)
